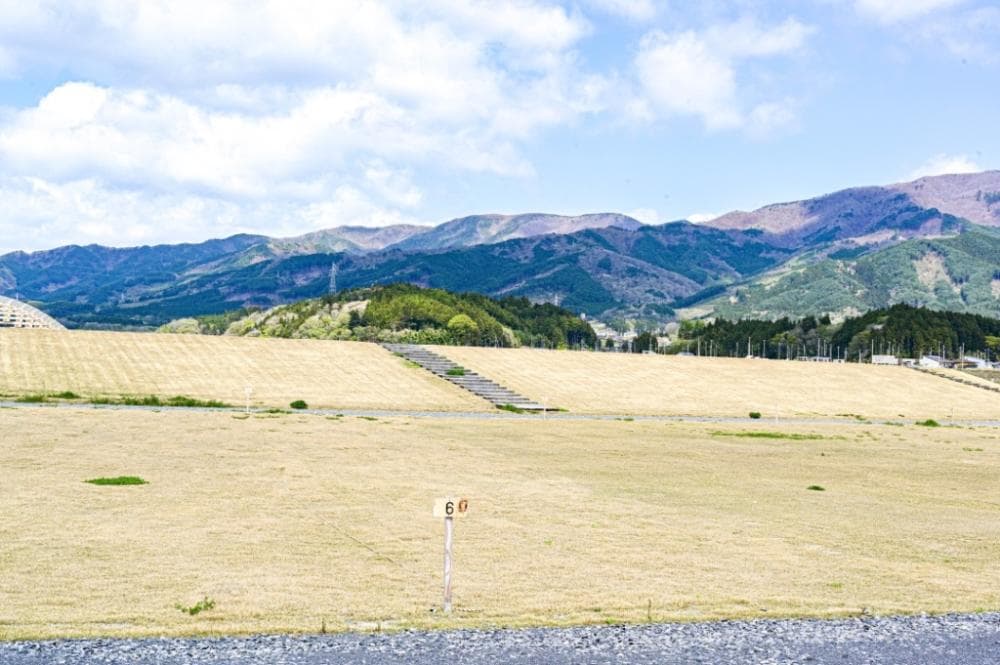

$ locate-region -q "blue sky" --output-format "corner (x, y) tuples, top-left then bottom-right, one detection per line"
(0, 0), (998, 253)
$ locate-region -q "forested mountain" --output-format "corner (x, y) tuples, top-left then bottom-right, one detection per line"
(161, 284), (596, 348)
(706, 226), (1000, 320)
(2, 171), (999, 328)
(3, 222), (790, 328)
(389, 213), (642, 252)
(708, 170), (1000, 241)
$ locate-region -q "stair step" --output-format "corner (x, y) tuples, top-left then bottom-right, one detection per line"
(383, 343), (548, 411)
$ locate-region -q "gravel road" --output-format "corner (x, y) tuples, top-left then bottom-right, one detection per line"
(4, 400), (1000, 428)
(3, 614), (999, 664)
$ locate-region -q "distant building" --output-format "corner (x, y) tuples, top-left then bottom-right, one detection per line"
(872, 354), (898, 365)
(919, 355), (946, 368)
(0, 296), (65, 330)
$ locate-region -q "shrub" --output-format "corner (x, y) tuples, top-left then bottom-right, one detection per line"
(915, 419), (940, 427)
(176, 596), (216, 616)
(119, 395), (163, 406)
(85, 476), (148, 486)
(117, 395), (230, 408)
(447, 313), (480, 345)
(749, 411), (762, 419)
(14, 394), (48, 403)
(806, 485), (825, 491)
(290, 400), (308, 410)
(446, 367), (466, 376)
(165, 396), (229, 408)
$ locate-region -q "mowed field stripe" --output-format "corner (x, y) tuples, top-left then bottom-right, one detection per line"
(0, 329), (485, 412)
(434, 346), (1000, 420)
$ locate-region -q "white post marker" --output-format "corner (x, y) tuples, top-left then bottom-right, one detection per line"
(433, 497), (469, 613)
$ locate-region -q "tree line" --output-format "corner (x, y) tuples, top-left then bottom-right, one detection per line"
(680, 304), (1000, 361)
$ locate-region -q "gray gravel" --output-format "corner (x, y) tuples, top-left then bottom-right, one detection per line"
(3, 614), (999, 664)
(4, 400), (1000, 428)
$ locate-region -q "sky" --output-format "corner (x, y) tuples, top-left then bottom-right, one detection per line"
(0, 0), (998, 254)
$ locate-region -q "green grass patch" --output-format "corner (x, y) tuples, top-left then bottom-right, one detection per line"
(915, 419), (941, 427)
(711, 431), (830, 440)
(175, 596), (216, 616)
(357, 416), (378, 421)
(164, 396), (229, 408)
(806, 485), (826, 491)
(107, 395), (230, 408)
(446, 367), (466, 376)
(11, 391), (81, 403)
(289, 400), (308, 410)
(14, 394), (49, 403)
(85, 476), (148, 486)
(497, 403), (526, 414)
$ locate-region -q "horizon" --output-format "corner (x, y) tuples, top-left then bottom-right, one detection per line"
(3, 167), (997, 255)
(1, 2), (998, 254)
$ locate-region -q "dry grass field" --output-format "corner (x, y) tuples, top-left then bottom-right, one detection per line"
(436, 346), (1000, 419)
(0, 329), (483, 412)
(2, 407), (998, 640)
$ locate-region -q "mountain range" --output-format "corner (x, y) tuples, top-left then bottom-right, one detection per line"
(2, 171), (999, 328)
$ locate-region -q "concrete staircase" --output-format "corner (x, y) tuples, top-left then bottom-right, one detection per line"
(383, 343), (548, 411)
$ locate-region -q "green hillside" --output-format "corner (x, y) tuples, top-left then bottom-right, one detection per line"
(160, 284), (596, 348)
(708, 226), (1000, 320)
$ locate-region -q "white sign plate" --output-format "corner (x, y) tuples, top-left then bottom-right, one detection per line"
(433, 497), (469, 518)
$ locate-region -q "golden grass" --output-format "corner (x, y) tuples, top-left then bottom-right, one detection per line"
(435, 346), (1000, 419)
(2, 407), (998, 639)
(0, 329), (484, 412)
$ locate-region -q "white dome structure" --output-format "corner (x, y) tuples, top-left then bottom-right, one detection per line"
(0, 295), (65, 330)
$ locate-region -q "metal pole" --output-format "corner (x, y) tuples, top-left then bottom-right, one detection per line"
(443, 515), (454, 613)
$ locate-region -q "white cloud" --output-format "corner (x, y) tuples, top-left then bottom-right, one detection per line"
(363, 163), (423, 209)
(746, 99), (800, 138)
(0, 176), (426, 254)
(0, 1), (606, 251)
(917, 6), (1000, 63)
(854, 0), (965, 23)
(626, 207), (664, 224)
(705, 18), (814, 57)
(0, 1), (588, 93)
(635, 31), (742, 130)
(0, 2), (818, 253)
(633, 18), (812, 132)
(907, 154), (983, 180)
(587, 0), (656, 21)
